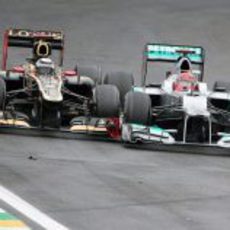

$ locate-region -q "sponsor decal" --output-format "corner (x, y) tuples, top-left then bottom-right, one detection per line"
(147, 45), (202, 55)
(8, 29), (63, 40)
(146, 44), (203, 63)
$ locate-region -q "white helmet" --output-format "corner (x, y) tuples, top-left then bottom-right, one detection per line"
(176, 57), (192, 73)
(35, 58), (55, 75)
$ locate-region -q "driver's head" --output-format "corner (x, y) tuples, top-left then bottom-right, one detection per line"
(35, 58), (55, 75)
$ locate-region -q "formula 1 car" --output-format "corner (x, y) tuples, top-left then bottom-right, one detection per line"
(0, 28), (133, 136)
(122, 43), (230, 149)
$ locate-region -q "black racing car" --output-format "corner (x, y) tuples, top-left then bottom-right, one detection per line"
(0, 29), (133, 133)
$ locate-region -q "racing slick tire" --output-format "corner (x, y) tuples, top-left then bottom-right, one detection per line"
(94, 85), (120, 118)
(212, 81), (230, 113)
(103, 71), (134, 107)
(213, 81), (230, 92)
(75, 64), (102, 84)
(0, 78), (6, 110)
(124, 91), (151, 125)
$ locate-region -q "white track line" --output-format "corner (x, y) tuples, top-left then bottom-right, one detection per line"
(0, 185), (69, 230)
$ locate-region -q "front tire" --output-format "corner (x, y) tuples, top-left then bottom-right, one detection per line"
(124, 91), (151, 125)
(94, 85), (120, 117)
(0, 77), (6, 110)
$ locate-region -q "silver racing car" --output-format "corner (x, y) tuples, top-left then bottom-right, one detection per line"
(122, 43), (230, 149)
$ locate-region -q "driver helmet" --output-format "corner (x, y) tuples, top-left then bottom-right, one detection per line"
(35, 58), (55, 75)
(176, 57), (192, 73)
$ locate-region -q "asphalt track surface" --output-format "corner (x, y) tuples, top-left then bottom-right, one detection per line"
(1, 0), (230, 229)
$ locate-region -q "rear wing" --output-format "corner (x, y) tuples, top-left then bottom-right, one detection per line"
(142, 43), (205, 85)
(2, 28), (64, 69)
(144, 43), (205, 64)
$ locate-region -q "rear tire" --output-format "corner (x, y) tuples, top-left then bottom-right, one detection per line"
(124, 91), (151, 125)
(0, 77), (6, 110)
(75, 64), (102, 84)
(94, 85), (120, 117)
(103, 71), (134, 107)
(213, 81), (230, 92)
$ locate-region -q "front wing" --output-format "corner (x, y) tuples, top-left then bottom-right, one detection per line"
(122, 123), (230, 154)
(0, 117), (114, 140)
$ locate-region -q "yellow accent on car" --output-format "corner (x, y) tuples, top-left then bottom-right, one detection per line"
(70, 125), (107, 132)
(0, 119), (30, 128)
